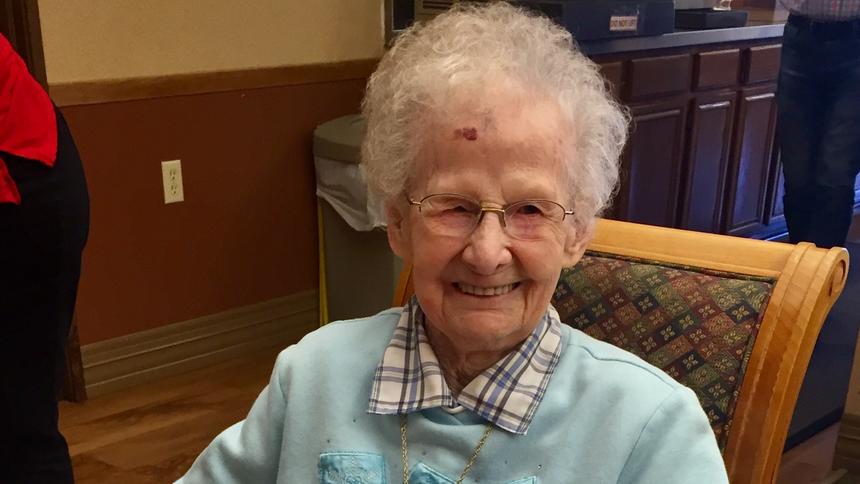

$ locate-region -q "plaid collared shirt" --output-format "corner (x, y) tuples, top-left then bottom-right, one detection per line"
(368, 296), (564, 435)
(779, 0), (860, 20)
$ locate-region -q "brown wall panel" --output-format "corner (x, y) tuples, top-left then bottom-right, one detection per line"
(63, 78), (367, 344)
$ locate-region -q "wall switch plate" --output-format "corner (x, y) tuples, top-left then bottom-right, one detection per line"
(161, 159), (184, 204)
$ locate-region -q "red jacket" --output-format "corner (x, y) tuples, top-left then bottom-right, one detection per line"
(0, 34), (57, 205)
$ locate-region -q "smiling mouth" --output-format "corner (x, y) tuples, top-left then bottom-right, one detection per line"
(454, 282), (521, 296)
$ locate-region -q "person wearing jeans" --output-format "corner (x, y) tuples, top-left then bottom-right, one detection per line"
(777, 0), (860, 248)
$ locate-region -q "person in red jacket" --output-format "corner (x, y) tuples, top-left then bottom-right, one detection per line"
(0, 33), (88, 483)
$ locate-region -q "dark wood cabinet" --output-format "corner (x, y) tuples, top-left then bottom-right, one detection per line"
(694, 49), (740, 91)
(769, 151), (787, 226)
(680, 91), (736, 233)
(854, 172), (860, 206)
(724, 86), (779, 236)
(626, 54), (692, 101)
(595, 37), (786, 240)
(599, 61), (625, 100)
(617, 100), (688, 227)
(743, 45), (782, 84)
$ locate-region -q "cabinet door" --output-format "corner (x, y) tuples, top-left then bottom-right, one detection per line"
(770, 150), (786, 224)
(616, 99), (688, 227)
(854, 172), (860, 206)
(724, 86), (778, 236)
(599, 61), (624, 101)
(680, 92), (736, 233)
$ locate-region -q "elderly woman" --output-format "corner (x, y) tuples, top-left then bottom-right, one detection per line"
(178, 3), (728, 483)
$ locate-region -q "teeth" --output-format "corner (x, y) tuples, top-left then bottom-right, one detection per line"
(458, 283), (516, 296)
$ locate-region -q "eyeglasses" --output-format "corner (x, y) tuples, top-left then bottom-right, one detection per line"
(407, 193), (574, 240)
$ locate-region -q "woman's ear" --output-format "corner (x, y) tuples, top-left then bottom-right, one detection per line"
(561, 220), (593, 268)
(386, 201), (413, 263)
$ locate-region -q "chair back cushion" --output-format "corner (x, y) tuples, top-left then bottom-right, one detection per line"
(553, 251), (775, 451)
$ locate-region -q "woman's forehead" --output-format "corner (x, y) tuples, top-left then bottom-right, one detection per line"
(417, 104), (569, 170)
(414, 141), (567, 200)
(425, 86), (571, 152)
(422, 165), (563, 199)
(408, 85), (573, 196)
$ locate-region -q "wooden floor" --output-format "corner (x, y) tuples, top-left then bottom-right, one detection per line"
(60, 347), (283, 483)
(61, 344), (846, 484)
(778, 425), (842, 484)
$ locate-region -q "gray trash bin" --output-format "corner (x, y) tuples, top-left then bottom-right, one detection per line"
(314, 115), (403, 323)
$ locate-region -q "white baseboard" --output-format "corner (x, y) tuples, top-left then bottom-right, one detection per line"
(81, 290), (318, 397)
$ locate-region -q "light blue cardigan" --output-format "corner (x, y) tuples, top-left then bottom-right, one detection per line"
(177, 308), (729, 483)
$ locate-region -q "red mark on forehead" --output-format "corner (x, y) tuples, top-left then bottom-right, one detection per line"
(455, 127), (478, 141)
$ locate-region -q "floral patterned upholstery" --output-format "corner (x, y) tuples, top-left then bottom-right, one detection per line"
(554, 251), (775, 451)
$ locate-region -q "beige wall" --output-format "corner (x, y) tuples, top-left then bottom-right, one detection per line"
(38, 0), (384, 84)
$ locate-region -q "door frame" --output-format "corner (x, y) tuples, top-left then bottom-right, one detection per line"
(1, 0), (87, 402)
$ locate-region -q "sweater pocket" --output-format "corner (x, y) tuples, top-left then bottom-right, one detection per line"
(319, 452), (387, 484)
(409, 462), (454, 483)
(409, 462), (537, 484)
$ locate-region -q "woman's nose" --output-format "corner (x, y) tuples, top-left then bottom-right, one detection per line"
(461, 211), (513, 274)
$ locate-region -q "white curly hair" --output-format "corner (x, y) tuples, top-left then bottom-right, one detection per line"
(361, 1), (629, 230)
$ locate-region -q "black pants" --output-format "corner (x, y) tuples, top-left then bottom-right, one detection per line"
(777, 16), (860, 248)
(0, 108), (89, 483)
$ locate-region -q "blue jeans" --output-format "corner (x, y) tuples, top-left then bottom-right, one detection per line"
(777, 16), (860, 248)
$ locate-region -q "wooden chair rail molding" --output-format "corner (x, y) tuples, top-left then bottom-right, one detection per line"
(48, 59), (379, 107)
(392, 218), (849, 484)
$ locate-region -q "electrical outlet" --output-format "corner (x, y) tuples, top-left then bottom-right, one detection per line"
(161, 159), (184, 204)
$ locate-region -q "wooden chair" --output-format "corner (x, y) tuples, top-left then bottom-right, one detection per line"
(393, 218), (849, 484)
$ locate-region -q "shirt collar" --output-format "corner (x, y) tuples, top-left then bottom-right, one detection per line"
(368, 296), (564, 435)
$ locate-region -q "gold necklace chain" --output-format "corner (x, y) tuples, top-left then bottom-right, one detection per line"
(400, 414), (494, 484)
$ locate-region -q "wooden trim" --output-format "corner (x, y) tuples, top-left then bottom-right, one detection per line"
(835, 414), (860, 474)
(19, 0), (44, 87)
(61, 317), (87, 402)
(81, 291), (318, 398)
(723, 244), (845, 482)
(0, 0), (47, 87)
(49, 58), (379, 107)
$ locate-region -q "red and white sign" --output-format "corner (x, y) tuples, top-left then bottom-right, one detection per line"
(609, 15), (638, 32)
